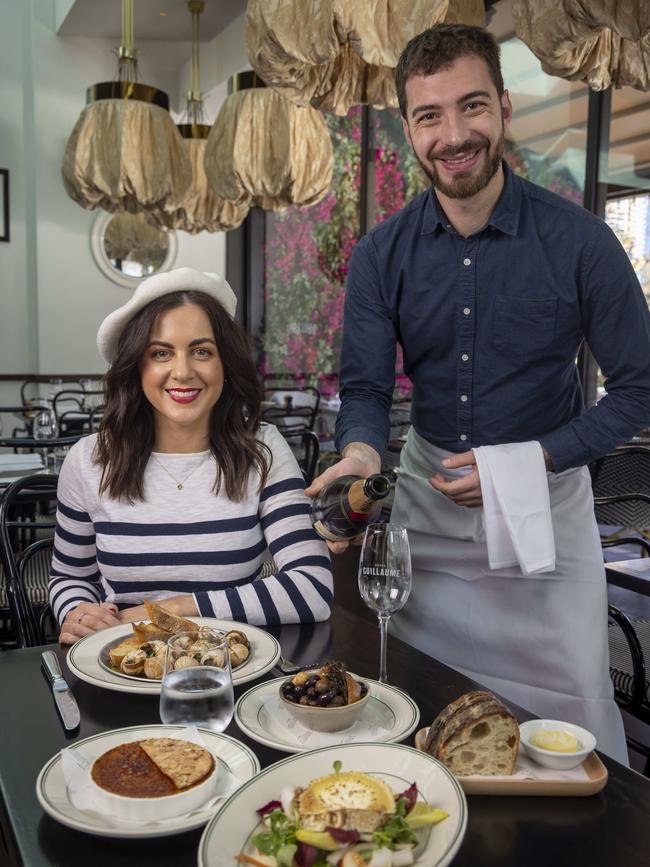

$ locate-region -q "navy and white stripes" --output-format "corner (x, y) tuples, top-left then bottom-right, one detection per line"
(49, 426), (333, 626)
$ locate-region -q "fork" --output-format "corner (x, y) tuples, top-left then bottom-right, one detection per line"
(273, 655), (326, 675)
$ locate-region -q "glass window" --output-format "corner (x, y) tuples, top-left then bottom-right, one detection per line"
(259, 109), (361, 398)
(490, 0), (588, 203)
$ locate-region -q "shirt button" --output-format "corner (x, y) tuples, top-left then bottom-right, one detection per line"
(463, 258), (471, 266)
(460, 434), (468, 441)
(461, 353), (469, 361)
(460, 394), (468, 402)
(463, 307), (471, 316)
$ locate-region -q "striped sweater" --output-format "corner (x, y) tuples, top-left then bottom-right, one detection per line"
(49, 425), (333, 626)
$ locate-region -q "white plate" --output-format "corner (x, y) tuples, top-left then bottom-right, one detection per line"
(36, 724), (260, 838)
(67, 617), (281, 694)
(234, 675), (420, 753)
(198, 742), (467, 867)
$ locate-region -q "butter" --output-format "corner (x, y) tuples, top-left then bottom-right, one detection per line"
(530, 730), (580, 753)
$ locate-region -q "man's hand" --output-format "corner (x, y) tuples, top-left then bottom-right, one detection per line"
(59, 601), (120, 646)
(304, 442), (381, 554)
(430, 449), (483, 508)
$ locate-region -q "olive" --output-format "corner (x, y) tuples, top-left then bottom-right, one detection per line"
(293, 684), (305, 699)
(306, 674), (319, 687)
(314, 679), (331, 694)
(318, 694), (331, 707)
(330, 695), (345, 707)
(299, 695), (310, 705)
(308, 699), (319, 707)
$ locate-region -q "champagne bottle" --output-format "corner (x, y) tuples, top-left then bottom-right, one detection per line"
(310, 473), (394, 541)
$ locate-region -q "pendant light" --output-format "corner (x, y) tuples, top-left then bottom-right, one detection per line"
(149, 1), (249, 234)
(203, 71), (333, 210)
(61, 0), (192, 214)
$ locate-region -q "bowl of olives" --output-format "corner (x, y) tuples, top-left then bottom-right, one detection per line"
(279, 661), (370, 732)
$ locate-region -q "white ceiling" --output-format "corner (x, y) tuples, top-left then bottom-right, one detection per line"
(57, 0), (246, 41)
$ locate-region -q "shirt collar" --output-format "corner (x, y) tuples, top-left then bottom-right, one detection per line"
(420, 160), (522, 237)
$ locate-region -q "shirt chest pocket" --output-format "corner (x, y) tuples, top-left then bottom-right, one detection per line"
(493, 295), (557, 359)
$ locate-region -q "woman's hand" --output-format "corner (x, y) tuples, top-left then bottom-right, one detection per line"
(430, 450), (483, 508)
(59, 602), (121, 645)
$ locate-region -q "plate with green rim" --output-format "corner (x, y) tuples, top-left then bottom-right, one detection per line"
(198, 741), (467, 867)
(67, 617), (280, 694)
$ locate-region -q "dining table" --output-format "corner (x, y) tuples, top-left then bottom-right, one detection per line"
(1, 549), (649, 867)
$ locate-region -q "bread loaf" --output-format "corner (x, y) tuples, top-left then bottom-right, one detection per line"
(425, 690), (519, 776)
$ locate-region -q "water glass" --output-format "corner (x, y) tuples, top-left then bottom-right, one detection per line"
(358, 523), (412, 684)
(159, 629), (234, 732)
(33, 410), (58, 467)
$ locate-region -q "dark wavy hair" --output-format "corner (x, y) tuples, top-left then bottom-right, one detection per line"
(95, 290), (271, 503)
(395, 24), (504, 118)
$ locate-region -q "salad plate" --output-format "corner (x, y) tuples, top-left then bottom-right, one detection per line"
(67, 617), (281, 694)
(234, 675), (420, 753)
(36, 724), (260, 838)
(198, 741), (467, 867)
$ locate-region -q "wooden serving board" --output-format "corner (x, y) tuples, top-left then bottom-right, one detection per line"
(414, 727), (608, 797)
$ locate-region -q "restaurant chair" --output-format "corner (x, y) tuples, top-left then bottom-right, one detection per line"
(590, 446), (650, 555)
(283, 430), (320, 486)
(53, 389), (88, 435)
(608, 603), (650, 776)
(0, 474), (59, 648)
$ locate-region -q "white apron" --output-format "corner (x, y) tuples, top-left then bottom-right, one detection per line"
(391, 428), (628, 764)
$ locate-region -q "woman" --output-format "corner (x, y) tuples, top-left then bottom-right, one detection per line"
(49, 267), (332, 644)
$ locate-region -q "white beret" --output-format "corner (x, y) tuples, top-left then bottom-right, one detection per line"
(97, 267), (237, 363)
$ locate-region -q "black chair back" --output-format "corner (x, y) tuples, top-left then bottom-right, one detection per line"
(0, 474), (58, 647)
(283, 430), (320, 486)
(591, 446), (650, 528)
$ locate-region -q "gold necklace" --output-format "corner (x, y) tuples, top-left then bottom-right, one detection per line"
(152, 452), (210, 490)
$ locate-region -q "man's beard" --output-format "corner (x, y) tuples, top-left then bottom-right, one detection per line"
(416, 130), (505, 199)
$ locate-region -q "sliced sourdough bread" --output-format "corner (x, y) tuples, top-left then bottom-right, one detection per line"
(143, 600), (199, 636)
(425, 690), (519, 776)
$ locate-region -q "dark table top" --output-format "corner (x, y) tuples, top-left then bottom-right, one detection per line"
(1, 551), (650, 867)
(606, 558), (650, 597)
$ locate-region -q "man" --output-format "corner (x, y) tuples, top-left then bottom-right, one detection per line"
(306, 24), (650, 763)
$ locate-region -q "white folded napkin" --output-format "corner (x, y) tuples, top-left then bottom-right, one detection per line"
(61, 727), (241, 826)
(473, 441), (555, 575)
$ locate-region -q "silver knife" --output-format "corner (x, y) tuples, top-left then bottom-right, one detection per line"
(41, 651), (80, 731)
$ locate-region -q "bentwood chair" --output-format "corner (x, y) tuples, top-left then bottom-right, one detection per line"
(284, 430), (320, 486)
(0, 474), (59, 647)
(590, 446), (650, 556)
(608, 603), (650, 776)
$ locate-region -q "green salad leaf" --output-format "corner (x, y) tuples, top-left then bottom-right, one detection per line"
(253, 809), (298, 861)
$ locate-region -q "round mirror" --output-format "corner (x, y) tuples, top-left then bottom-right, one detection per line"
(91, 211), (178, 288)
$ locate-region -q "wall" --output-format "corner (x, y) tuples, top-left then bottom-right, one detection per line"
(0, 0), (246, 397)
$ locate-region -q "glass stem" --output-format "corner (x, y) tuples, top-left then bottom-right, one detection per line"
(378, 614), (390, 683)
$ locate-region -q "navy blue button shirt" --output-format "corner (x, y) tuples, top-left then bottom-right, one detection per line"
(335, 162), (650, 473)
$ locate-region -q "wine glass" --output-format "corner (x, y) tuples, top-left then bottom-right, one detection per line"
(358, 523), (412, 684)
(32, 410), (59, 468)
(159, 629), (234, 732)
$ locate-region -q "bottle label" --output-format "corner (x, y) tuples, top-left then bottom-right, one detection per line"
(312, 520), (342, 543)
